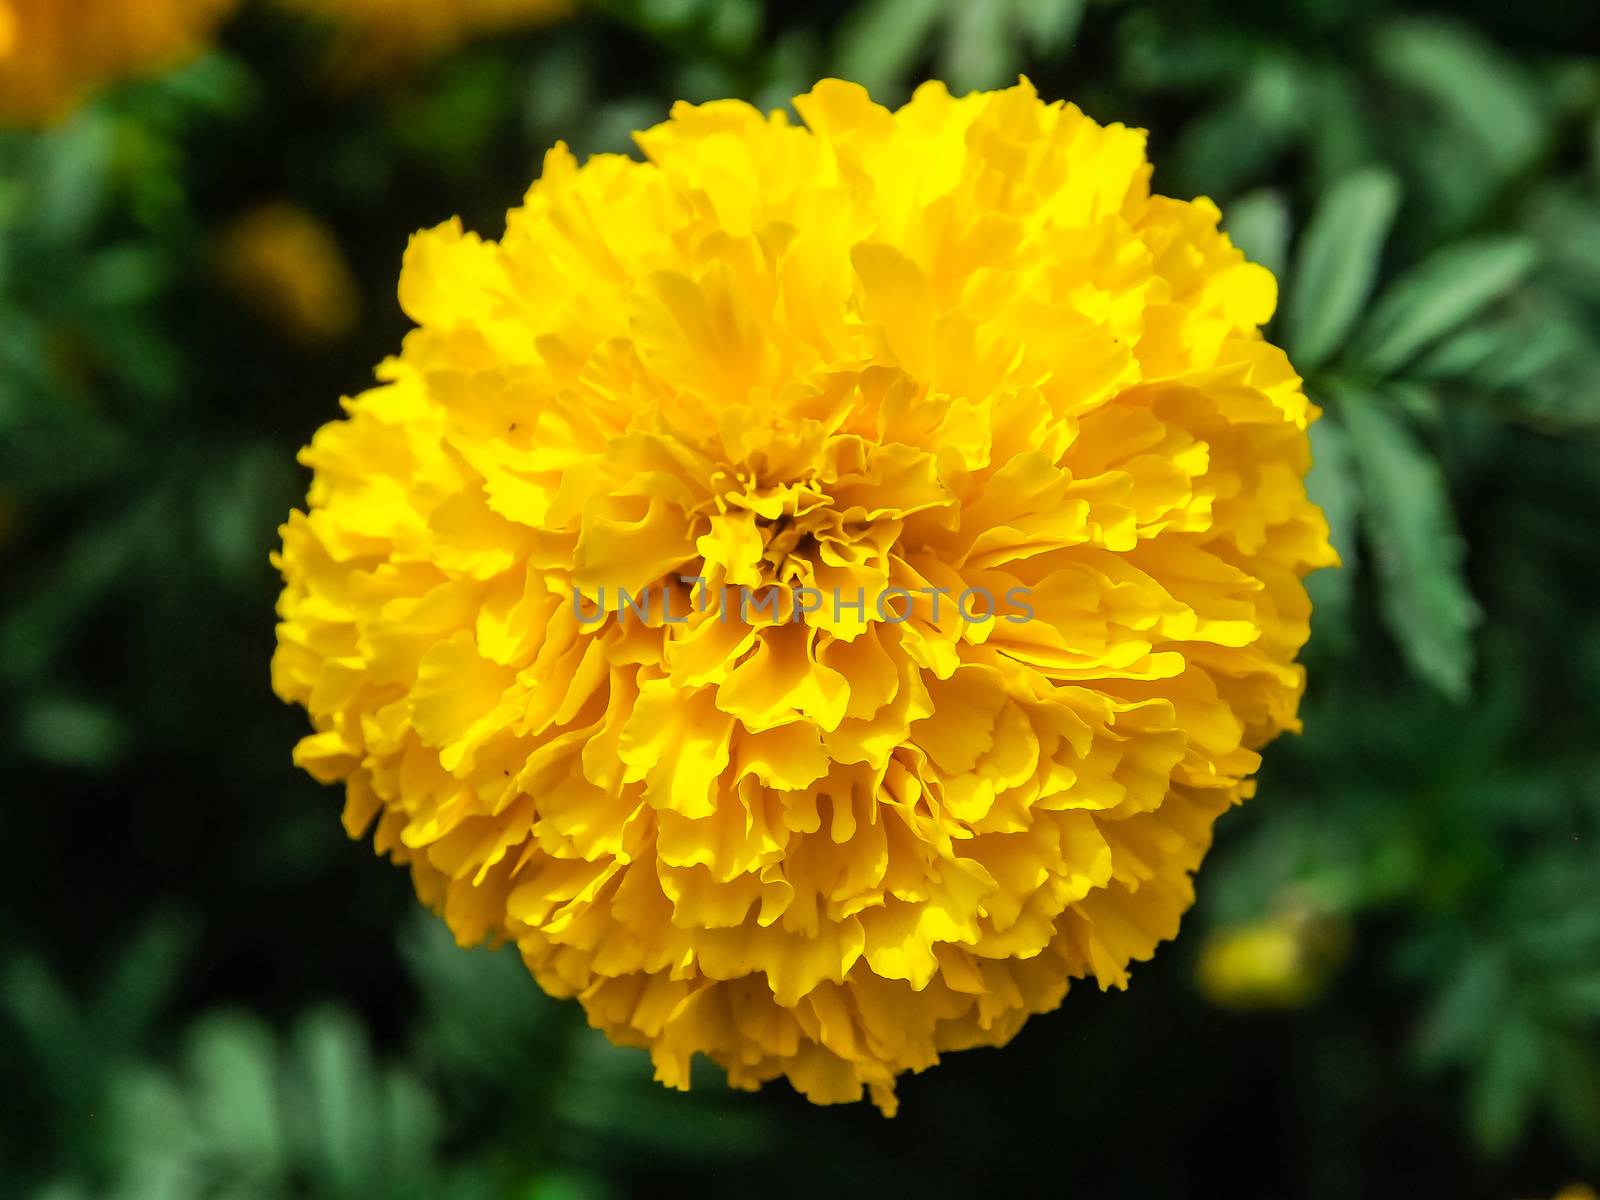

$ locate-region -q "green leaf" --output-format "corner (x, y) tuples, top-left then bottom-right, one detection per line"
(1284, 167), (1401, 371)
(833, 0), (944, 100)
(1351, 237), (1539, 375)
(1223, 188), (1291, 282)
(756, 29), (823, 113)
(0, 492), (158, 687)
(703, 0), (760, 57)
(0, 957), (83, 1087)
(145, 50), (258, 118)
(95, 911), (196, 1051)
(1014, 0), (1085, 55)
(1541, 974), (1600, 1021)
(108, 1066), (207, 1173)
(1305, 69), (1378, 192)
(1414, 949), (1507, 1070)
(1174, 92), (1293, 199)
(1522, 185), (1600, 303)
(1304, 415), (1361, 654)
(16, 695), (130, 771)
(1115, 18), (1250, 91)
(401, 917), (563, 1086)
(558, 1038), (775, 1161)
(1337, 386), (1479, 700)
(32, 114), (114, 246)
(1547, 1037), (1600, 1162)
(295, 1008), (377, 1191)
(1469, 1013), (1545, 1157)
(1375, 18), (1547, 190)
(524, 40), (594, 134)
(943, 0), (1013, 93)
(380, 1070), (443, 1181)
(187, 1016), (283, 1171)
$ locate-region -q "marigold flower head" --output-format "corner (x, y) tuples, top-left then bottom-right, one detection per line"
(216, 203), (361, 346)
(0, 0), (235, 127)
(273, 78), (1337, 1113)
(276, 0), (571, 72)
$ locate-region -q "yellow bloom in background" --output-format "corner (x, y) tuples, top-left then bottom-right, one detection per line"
(0, 0), (235, 127)
(277, 0), (572, 71)
(215, 203), (361, 346)
(1197, 906), (1350, 1010)
(273, 79), (1336, 1113)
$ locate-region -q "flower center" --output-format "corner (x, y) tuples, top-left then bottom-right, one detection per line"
(758, 511), (826, 583)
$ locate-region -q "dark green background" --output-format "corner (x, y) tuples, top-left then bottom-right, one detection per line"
(2, 1), (1598, 1196)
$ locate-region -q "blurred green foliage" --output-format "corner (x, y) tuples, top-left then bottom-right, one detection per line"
(2, 1), (1598, 1197)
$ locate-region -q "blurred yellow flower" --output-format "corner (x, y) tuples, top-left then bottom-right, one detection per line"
(0, 0), (235, 127)
(277, 0), (571, 70)
(1198, 907), (1349, 1010)
(1554, 1187), (1600, 1200)
(216, 203), (360, 346)
(273, 79), (1336, 1113)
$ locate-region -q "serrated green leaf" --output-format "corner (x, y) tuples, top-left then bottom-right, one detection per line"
(1337, 386), (1479, 699)
(1284, 167), (1401, 370)
(1352, 237), (1539, 375)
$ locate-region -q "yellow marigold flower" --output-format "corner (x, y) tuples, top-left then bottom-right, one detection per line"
(0, 0), (235, 127)
(216, 203), (361, 346)
(273, 79), (1337, 1114)
(1197, 907), (1349, 1010)
(277, 0), (571, 71)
